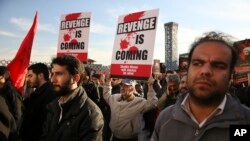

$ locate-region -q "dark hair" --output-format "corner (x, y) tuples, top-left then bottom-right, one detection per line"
(92, 73), (101, 79)
(0, 66), (10, 81)
(167, 74), (180, 84)
(51, 55), (86, 86)
(28, 63), (50, 81)
(188, 31), (239, 74)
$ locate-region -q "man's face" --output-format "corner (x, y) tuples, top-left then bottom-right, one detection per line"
(179, 75), (188, 94)
(120, 84), (133, 99)
(92, 77), (100, 85)
(99, 75), (105, 85)
(0, 75), (6, 88)
(187, 42), (231, 105)
(167, 81), (179, 96)
(111, 78), (121, 86)
(26, 70), (39, 88)
(50, 64), (73, 96)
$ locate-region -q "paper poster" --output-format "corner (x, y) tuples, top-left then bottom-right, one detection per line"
(57, 12), (91, 62)
(234, 39), (250, 84)
(110, 9), (159, 79)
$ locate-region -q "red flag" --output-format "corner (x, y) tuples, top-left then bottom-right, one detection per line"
(7, 11), (38, 93)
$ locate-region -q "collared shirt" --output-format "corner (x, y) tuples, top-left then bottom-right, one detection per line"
(57, 91), (77, 123)
(181, 94), (227, 128)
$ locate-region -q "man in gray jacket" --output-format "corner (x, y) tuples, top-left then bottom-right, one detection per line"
(102, 78), (157, 141)
(151, 31), (250, 141)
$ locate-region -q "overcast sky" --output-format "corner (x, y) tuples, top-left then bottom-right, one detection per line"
(1, 0), (250, 65)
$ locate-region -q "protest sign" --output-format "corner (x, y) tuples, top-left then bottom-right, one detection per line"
(110, 9), (159, 79)
(57, 12), (91, 62)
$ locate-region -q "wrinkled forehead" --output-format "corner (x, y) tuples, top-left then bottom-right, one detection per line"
(192, 42), (232, 63)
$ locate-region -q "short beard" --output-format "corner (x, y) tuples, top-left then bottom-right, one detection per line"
(188, 87), (225, 106)
(29, 79), (40, 89)
(122, 93), (134, 101)
(53, 78), (73, 96)
(168, 90), (179, 97)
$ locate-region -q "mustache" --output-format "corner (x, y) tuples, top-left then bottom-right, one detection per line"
(193, 76), (215, 85)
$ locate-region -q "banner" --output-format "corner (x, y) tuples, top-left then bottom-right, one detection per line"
(110, 9), (159, 80)
(57, 12), (91, 62)
(178, 53), (189, 75)
(234, 39), (250, 85)
(7, 12), (38, 93)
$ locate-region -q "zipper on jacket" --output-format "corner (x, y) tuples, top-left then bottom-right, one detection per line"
(194, 129), (199, 136)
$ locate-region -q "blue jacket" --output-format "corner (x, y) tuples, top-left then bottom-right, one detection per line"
(151, 94), (250, 141)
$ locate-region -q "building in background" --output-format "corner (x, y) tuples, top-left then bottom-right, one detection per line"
(164, 22), (178, 71)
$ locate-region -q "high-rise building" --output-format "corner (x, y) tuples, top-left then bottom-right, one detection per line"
(164, 22), (178, 71)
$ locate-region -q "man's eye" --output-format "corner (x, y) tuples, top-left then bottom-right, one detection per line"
(214, 64), (227, 69)
(192, 61), (202, 66)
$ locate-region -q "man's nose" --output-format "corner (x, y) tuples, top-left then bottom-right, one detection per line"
(200, 64), (213, 77)
(50, 75), (56, 83)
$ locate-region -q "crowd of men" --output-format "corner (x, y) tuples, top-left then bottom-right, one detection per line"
(1, 31), (250, 141)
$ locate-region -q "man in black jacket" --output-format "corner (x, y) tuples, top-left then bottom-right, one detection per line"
(0, 66), (22, 141)
(40, 55), (104, 141)
(19, 63), (58, 141)
(0, 95), (17, 141)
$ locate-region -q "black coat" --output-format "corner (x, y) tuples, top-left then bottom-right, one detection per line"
(40, 86), (104, 141)
(83, 81), (100, 104)
(0, 81), (22, 141)
(0, 95), (17, 141)
(111, 85), (120, 94)
(236, 86), (250, 107)
(19, 82), (58, 141)
(0, 81), (23, 125)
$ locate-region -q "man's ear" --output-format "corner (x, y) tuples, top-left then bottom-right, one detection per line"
(73, 74), (81, 84)
(38, 73), (44, 80)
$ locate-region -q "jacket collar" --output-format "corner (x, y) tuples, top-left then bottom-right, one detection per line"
(57, 86), (88, 121)
(33, 82), (51, 95)
(172, 93), (246, 127)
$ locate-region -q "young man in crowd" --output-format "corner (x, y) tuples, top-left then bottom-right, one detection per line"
(157, 74), (180, 111)
(19, 63), (57, 141)
(151, 31), (250, 141)
(40, 55), (104, 141)
(179, 74), (188, 95)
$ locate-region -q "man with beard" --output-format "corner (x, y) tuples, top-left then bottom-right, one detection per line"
(151, 31), (250, 141)
(19, 63), (57, 141)
(40, 55), (104, 141)
(179, 74), (188, 95)
(102, 78), (157, 141)
(157, 74), (180, 111)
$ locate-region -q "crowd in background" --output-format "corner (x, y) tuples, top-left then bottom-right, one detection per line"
(1, 31), (250, 141)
